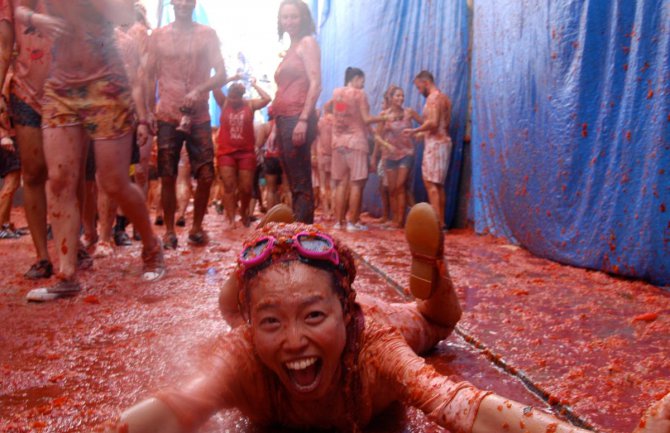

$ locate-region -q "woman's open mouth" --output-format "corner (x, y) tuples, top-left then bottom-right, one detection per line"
(284, 357), (322, 393)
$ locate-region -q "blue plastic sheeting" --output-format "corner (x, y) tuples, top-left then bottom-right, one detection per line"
(312, 0), (470, 226)
(471, 0), (670, 285)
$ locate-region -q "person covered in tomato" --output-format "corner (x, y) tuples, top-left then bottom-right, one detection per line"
(214, 79), (271, 228)
(98, 203), (670, 433)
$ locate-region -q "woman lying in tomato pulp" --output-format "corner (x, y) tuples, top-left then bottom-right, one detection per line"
(103, 205), (670, 433)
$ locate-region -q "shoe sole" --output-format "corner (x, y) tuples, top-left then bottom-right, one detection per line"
(405, 203), (443, 300)
(26, 287), (79, 302)
(257, 204), (295, 228)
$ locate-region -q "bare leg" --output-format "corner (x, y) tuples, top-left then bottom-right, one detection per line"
(348, 179), (366, 224)
(394, 166), (410, 227)
(190, 164), (213, 235)
(237, 168), (254, 227)
(423, 180), (444, 227)
(43, 126), (87, 280)
(160, 176), (177, 237)
(0, 170), (20, 225)
(265, 174), (279, 209)
(16, 125), (50, 262)
(319, 169), (332, 220)
(176, 156), (192, 223)
(94, 134), (158, 253)
(334, 175), (350, 225)
(220, 165), (238, 226)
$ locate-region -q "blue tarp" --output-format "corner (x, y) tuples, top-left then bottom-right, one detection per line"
(471, 0), (670, 285)
(312, 0), (470, 226)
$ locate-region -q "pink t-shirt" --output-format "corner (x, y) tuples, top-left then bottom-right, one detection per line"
(0, 0), (51, 111)
(147, 23), (224, 124)
(331, 87), (370, 153)
(42, 0), (127, 88)
(273, 47), (309, 117)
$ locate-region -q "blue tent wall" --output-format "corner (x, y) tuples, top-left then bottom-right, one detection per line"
(313, 0), (470, 225)
(471, 0), (670, 285)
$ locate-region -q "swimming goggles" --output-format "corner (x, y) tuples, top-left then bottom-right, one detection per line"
(239, 231), (340, 270)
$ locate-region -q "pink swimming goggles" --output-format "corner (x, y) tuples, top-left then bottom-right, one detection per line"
(239, 231), (340, 270)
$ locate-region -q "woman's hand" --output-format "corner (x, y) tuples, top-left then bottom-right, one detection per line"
(292, 119), (307, 147)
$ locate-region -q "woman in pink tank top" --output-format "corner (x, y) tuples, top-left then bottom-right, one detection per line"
(272, 0), (321, 224)
(373, 85), (423, 228)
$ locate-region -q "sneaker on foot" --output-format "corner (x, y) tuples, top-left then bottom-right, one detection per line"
(142, 238), (166, 282)
(114, 230), (132, 246)
(0, 224), (20, 239)
(353, 222), (368, 231)
(187, 231), (209, 246)
(26, 278), (81, 302)
(333, 222), (344, 230)
(176, 216), (186, 227)
(24, 259), (54, 280)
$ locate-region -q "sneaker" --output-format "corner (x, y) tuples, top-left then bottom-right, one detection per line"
(0, 224), (20, 239)
(163, 232), (178, 250)
(354, 222), (368, 231)
(176, 216), (186, 227)
(333, 222), (344, 230)
(26, 278), (81, 302)
(77, 247), (94, 270)
(24, 260), (54, 280)
(142, 238), (166, 282)
(154, 215), (164, 226)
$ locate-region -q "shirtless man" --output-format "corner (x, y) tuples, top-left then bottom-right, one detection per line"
(145, 0), (227, 248)
(19, 0), (165, 301)
(0, 0), (53, 277)
(404, 71), (453, 228)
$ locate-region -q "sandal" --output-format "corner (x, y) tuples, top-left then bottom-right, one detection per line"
(24, 259), (54, 280)
(142, 237), (166, 282)
(163, 232), (178, 250)
(26, 278), (81, 302)
(405, 203), (445, 299)
(257, 204), (295, 228)
(187, 231), (209, 247)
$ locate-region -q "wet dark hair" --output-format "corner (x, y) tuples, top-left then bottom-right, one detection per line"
(277, 0), (316, 41)
(228, 82), (246, 99)
(344, 67), (364, 86)
(383, 85), (403, 110)
(414, 70), (435, 83)
(236, 222), (365, 431)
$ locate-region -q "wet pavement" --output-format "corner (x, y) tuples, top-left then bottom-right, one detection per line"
(0, 209), (668, 432)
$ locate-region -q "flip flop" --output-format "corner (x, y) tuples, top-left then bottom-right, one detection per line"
(405, 203), (445, 299)
(257, 204), (295, 228)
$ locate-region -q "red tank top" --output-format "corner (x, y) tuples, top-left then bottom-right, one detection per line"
(273, 47), (309, 117)
(217, 103), (255, 155)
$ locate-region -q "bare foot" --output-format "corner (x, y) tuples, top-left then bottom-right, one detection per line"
(635, 393), (670, 433)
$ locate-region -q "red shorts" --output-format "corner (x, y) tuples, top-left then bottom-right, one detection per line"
(217, 150), (257, 171)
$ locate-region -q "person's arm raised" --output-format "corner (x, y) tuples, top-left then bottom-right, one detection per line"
(248, 78), (271, 111)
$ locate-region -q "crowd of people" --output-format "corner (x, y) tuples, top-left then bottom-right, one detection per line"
(0, 0), (455, 300)
(2, 1), (668, 432)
